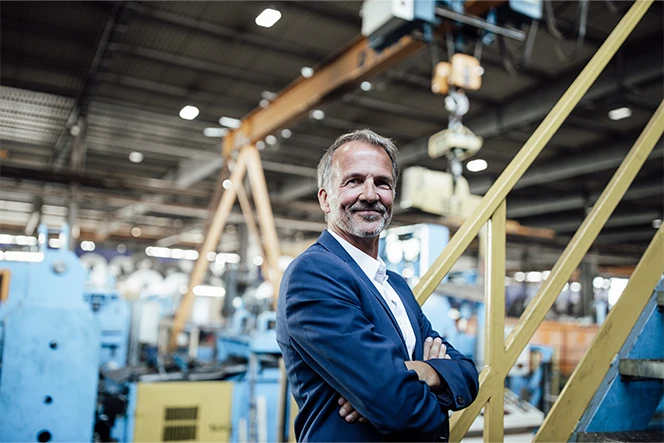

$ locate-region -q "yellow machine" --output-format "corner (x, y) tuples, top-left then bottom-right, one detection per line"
(133, 381), (234, 442)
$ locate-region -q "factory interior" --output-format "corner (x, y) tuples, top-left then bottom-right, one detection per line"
(0, 1), (663, 442)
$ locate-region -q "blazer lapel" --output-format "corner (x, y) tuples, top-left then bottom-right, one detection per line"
(317, 231), (410, 358)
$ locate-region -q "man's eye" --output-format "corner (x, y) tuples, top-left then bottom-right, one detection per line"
(346, 179), (359, 186)
(377, 182), (392, 190)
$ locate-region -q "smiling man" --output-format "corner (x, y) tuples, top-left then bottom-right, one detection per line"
(276, 129), (478, 442)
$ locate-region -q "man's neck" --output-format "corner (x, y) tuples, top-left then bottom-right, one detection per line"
(328, 226), (380, 259)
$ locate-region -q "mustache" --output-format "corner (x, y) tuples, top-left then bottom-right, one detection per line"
(350, 202), (388, 214)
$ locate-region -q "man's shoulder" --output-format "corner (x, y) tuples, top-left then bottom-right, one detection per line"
(288, 241), (343, 272)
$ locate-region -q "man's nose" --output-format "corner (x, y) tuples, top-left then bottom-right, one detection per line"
(360, 180), (378, 201)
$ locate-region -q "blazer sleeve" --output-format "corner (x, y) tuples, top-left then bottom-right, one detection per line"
(283, 252), (448, 437)
(417, 302), (480, 411)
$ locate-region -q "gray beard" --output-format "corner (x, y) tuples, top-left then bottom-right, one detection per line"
(332, 206), (392, 238)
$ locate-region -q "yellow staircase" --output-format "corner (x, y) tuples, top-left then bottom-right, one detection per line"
(413, 1), (664, 441)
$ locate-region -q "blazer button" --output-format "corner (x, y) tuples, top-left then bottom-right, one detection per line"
(456, 395), (465, 406)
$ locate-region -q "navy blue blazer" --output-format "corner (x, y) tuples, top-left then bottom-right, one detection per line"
(277, 231), (479, 442)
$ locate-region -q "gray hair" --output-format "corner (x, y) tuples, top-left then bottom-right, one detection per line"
(317, 129), (399, 191)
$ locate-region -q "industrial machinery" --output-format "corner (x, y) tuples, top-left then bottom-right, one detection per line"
(363, 0), (544, 200)
(85, 289), (131, 368)
(0, 225), (100, 442)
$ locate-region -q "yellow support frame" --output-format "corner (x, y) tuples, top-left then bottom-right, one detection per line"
(483, 200), (506, 442)
(405, 2), (657, 441)
(414, 0), (653, 306)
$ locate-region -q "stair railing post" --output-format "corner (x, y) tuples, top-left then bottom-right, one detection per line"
(483, 200), (507, 442)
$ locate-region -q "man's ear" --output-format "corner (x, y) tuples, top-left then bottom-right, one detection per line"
(318, 188), (331, 214)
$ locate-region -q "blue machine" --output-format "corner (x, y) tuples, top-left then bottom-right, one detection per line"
(230, 311), (282, 443)
(84, 290), (131, 368)
(379, 223), (450, 286)
(0, 225), (100, 442)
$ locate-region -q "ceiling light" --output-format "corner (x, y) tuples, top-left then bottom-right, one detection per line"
(593, 276), (605, 289)
(265, 135), (277, 145)
(131, 227), (141, 237)
(48, 238), (61, 249)
(255, 8), (282, 28)
(514, 272), (525, 282)
(253, 256), (264, 266)
(222, 179), (233, 190)
(570, 282), (582, 292)
(653, 218), (662, 229)
(526, 271), (542, 282)
(117, 244), (127, 254)
(476, 66), (485, 76)
(311, 109), (325, 120)
(219, 116), (242, 128)
(2, 251), (44, 262)
(203, 127), (228, 138)
(261, 90), (277, 100)
(193, 285), (226, 297)
(301, 67), (314, 78)
(179, 105), (199, 120)
(466, 158), (488, 172)
(281, 129), (292, 138)
(259, 99), (270, 108)
(81, 241), (96, 252)
(256, 141), (266, 150)
(608, 107), (632, 121)
(360, 81), (372, 92)
(129, 151), (144, 163)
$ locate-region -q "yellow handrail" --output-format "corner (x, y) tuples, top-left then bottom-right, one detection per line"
(413, 0), (654, 306)
(408, 1), (657, 441)
(450, 99), (663, 441)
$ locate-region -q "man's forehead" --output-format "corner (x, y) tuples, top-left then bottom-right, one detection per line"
(332, 141), (388, 164)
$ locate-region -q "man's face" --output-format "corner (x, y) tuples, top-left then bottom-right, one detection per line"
(319, 141), (395, 238)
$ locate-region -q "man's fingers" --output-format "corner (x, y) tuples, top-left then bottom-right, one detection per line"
(430, 337), (442, 360)
(345, 410), (362, 423)
(338, 397), (366, 424)
(439, 343), (448, 359)
(423, 337), (433, 360)
(444, 354), (451, 359)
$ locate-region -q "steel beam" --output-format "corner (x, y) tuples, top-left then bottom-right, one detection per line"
(94, 73), (256, 111)
(125, 1), (326, 62)
(223, 36), (424, 155)
(52, 2), (125, 171)
(506, 181), (663, 218)
(109, 43), (290, 89)
(524, 210), (662, 233)
(471, 140), (664, 195)
(340, 94), (445, 124)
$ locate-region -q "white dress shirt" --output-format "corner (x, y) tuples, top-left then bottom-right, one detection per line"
(328, 230), (417, 360)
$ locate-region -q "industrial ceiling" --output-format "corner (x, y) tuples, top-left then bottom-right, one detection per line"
(1, 1), (662, 269)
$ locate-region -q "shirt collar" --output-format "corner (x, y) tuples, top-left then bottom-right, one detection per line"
(327, 229), (388, 284)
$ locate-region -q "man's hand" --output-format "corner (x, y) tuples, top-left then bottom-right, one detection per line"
(406, 336), (451, 394)
(423, 336), (452, 361)
(338, 337), (450, 422)
(405, 360), (444, 393)
(338, 396), (367, 424)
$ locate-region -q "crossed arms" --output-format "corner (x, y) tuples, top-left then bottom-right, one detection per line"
(284, 252), (479, 436)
